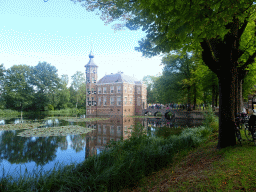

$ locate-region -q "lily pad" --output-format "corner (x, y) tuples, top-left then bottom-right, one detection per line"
(0, 123), (45, 131)
(17, 125), (95, 137)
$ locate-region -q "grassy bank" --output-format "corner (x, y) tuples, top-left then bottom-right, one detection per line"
(46, 108), (86, 116)
(0, 109), (20, 118)
(0, 110), (218, 191)
(121, 117), (256, 191)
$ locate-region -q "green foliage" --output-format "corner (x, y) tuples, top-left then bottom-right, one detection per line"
(70, 71), (86, 109)
(0, 109), (19, 117)
(48, 104), (54, 111)
(156, 112), (162, 116)
(202, 108), (219, 132)
(3, 65), (34, 111)
(47, 108), (86, 115)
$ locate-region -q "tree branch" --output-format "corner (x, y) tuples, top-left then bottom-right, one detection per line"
(241, 50), (256, 69)
(200, 39), (220, 75)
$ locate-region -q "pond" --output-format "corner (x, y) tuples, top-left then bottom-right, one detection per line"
(0, 115), (204, 180)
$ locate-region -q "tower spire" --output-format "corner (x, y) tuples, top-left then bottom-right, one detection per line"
(89, 42), (94, 58)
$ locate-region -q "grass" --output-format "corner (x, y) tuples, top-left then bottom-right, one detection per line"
(0, 109), (19, 118)
(120, 115), (256, 191)
(45, 108), (86, 115)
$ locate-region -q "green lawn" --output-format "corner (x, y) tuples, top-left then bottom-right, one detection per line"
(121, 126), (256, 191)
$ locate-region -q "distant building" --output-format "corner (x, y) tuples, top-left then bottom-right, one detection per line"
(85, 51), (147, 116)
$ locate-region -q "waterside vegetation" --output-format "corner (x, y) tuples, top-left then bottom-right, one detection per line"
(0, 110), (218, 191)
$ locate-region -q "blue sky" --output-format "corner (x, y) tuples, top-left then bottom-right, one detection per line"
(0, 0), (163, 85)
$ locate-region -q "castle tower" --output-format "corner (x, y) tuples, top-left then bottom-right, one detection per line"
(85, 50), (98, 115)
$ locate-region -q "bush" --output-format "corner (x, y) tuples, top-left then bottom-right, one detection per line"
(202, 108), (219, 132)
(156, 112), (162, 116)
(48, 104), (54, 111)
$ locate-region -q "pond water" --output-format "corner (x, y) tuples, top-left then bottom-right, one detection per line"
(0, 115), (204, 179)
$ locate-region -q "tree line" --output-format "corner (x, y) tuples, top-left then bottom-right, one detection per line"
(0, 62), (86, 112)
(143, 50), (256, 111)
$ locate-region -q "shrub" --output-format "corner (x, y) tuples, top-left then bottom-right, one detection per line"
(48, 104), (54, 111)
(156, 112), (162, 116)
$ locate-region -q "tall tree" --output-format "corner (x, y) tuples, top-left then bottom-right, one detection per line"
(71, 71), (86, 108)
(0, 64), (5, 108)
(32, 62), (60, 111)
(3, 65), (34, 111)
(72, 0), (256, 149)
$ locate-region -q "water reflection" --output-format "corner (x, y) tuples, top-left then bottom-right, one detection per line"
(0, 115), (203, 179)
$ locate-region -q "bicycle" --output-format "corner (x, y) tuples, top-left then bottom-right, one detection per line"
(244, 113), (256, 146)
(235, 112), (256, 146)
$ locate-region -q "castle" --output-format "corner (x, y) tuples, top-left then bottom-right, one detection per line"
(85, 51), (147, 116)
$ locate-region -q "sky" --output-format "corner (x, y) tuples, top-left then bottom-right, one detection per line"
(0, 0), (163, 86)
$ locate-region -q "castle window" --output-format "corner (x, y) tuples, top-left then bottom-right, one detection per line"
(98, 125), (101, 133)
(103, 87), (107, 94)
(91, 88), (94, 94)
(110, 97), (115, 105)
(92, 77), (95, 83)
(130, 97), (133, 104)
(124, 86), (127, 93)
(103, 125), (106, 134)
(117, 86), (121, 93)
(110, 86), (114, 93)
(117, 97), (121, 106)
(137, 87), (141, 94)
(124, 97), (127, 105)
(103, 97), (107, 106)
(130, 87), (132, 93)
(110, 126), (115, 135)
(98, 97), (101, 106)
(137, 97), (141, 106)
(98, 87), (102, 94)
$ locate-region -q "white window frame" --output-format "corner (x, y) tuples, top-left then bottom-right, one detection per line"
(124, 86), (127, 93)
(124, 97), (127, 105)
(110, 86), (114, 93)
(103, 87), (107, 94)
(103, 96), (107, 106)
(98, 87), (102, 94)
(129, 87), (132, 93)
(98, 97), (101, 106)
(117, 86), (121, 93)
(117, 126), (121, 135)
(117, 97), (121, 106)
(137, 87), (141, 94)
(110, 125), (115, 135)
(103, 125), (106, 134)
(130, 97), (132, 105)
(110, 96), (115, 106)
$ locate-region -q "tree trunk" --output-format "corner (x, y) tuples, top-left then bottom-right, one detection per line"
(193, 83), (196, 110)
(239, 80), (243, 112)
(187, 86), (192, 111)
(215, 85), (218, 108)
(217, 69), (237, 149)
(212, 80), (215, 111)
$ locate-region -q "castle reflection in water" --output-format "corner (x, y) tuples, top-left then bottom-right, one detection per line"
(84, 116), (203, 158)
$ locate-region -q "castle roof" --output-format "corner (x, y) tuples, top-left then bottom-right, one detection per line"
(85, 51), (98, 68)
(97, 72), (142, 84)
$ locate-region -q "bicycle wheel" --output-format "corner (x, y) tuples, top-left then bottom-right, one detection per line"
(244, 125), (256, 146)
(235, 128), (242, 145)
(244, 126), (252, 141)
